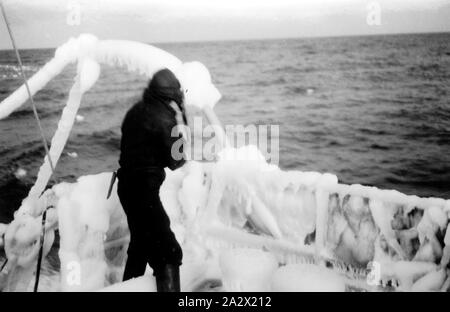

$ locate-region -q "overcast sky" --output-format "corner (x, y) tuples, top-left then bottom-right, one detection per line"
(1, 0), (450, 49)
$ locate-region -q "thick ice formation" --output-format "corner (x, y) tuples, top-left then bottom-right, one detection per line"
(53, 172), (128, 291)
(27, 40), (101, 205)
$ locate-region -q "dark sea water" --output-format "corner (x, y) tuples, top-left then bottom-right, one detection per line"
(0, 33), (449, 223)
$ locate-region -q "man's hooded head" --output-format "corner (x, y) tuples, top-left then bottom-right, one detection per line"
(144, 68), (184, 106)
(143, 68), (187, 124)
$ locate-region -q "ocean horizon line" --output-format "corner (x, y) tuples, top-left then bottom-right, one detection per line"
(0, 29), (449, 52)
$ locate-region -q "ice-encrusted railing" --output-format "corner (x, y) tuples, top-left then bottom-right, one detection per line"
(0, 151), (449, 291)
(191, 146), (450, 291)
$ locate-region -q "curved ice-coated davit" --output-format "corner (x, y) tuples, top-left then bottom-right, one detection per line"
(0, 34), (221, 212)
(0, 35), (449, 292)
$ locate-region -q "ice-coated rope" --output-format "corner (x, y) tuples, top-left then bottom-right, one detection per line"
(0, 258), (7, 272)
(33, 208), (48, 292)
(0, 1), (57, 186)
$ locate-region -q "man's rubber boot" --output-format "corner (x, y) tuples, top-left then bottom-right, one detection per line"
(155, 264), (180, 292)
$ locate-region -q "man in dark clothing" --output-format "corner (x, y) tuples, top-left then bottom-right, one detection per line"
(117, 68), (187, 292)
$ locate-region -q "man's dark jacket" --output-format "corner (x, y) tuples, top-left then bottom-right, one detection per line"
(119, 68), (186, 171)
(117, 68), (186, 279)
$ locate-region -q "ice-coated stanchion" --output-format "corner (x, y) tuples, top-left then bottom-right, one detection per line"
(369, 199), (407, 260)
(441, 222), (450, 271)
(55, 173), (128, 291)
(25, 56), (100, 207)
(314, 173), (338, 259)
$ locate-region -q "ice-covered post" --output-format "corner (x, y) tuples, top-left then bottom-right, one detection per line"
(25, 35), (101, 209)
(315, 173), (338, 259)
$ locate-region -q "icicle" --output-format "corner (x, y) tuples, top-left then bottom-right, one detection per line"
(245, 197), (252, 215)
(247, 187), (282, 238)
(440, 223), (450, 269)
(369, 199), (406, 260)
(95, 39), (181, 78)
(55, 173), (121, 291)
